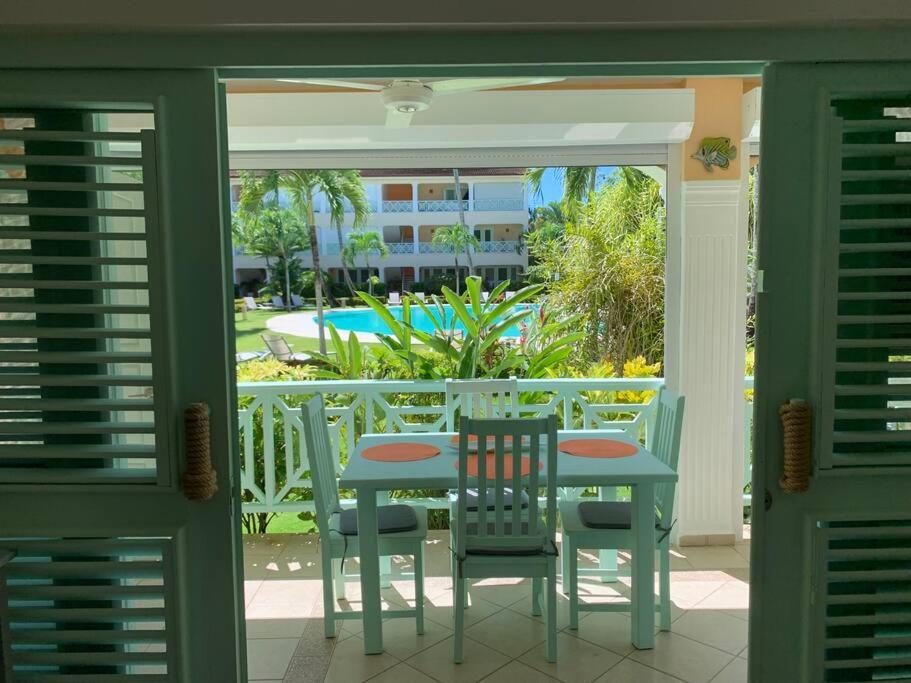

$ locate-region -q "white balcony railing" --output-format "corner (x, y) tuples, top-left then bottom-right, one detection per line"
(418, 242), (453, 254)
(381, 200), (413, 213)
(386, 242), (416, 254)
(473, 198), (524, 211)
(478, 240), (523, 254)
(237, 377), (756, 514)
(417, 199), (470, 212)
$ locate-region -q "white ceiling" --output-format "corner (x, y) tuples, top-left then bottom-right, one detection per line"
(226, 88), (695, 153)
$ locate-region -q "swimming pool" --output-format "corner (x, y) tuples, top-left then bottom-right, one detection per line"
(319, 304), (536, 337)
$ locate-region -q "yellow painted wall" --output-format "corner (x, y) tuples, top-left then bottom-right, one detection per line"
(683, 78), (743, 181)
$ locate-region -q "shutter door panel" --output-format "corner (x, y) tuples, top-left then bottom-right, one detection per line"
(0, 111), (169, 485)
(816, 519), (911, 682)
(820, 97), (911, 469)
(0, 537), (175, 681)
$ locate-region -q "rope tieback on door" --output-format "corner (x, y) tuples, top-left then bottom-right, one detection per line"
(182, 402), (218, 501)
(779, 399), (811, 493)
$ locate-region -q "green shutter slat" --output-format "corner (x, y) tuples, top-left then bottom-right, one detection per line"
(842, 142), (911, 156)
(0, 444), (155, 459)
(0, 398), (153, 410)
(5, 560), (163, 578)
(0, 279), (147, 289)
(0, 374), (152, 386)
(0, 303), (150, 315)
(0, 153), (141, 166)
(0, 421), (155, 435)
(11, 651), (168, 666)
(0, 351), (152, 363)
(0, 469), (157, 483)
(7, 583), (165, 599)
(6, 607), (165, 621)
(0, 230), (146, 241)
(841, 194), (911, 205)
(11, 628), (167, 644)
(0, 179), (140, 191)
(0, 326), (152, 339)
(0, 254), (146, 266)
(0, 205), (144, 217)
(0, 129), (142, 142)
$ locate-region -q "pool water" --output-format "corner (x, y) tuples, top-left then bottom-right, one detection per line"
(319, 304), (535, 337)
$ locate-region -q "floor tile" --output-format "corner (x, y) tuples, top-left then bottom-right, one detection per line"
(518, 631), (623, 683)
(245, 616), (311, 639)
(469, 577), (533, 608)
(569, 611), (637, 656)
(481, 659), (560, 682)
(712, 655), (748, 683)
(679, 547), (748, 571)
(424, 591), (503, 629)
(367, 662), (439, 683)
(671, 610), (748, 655)
(466, 609), (546, 657)
(283, 655), (331, 682)
(379, 614), (452, 660)
(246, 637), (299, 680)
(324, 635), (399, 683)
(694, 580), (750, 613)
(405, 635), (511, 683)
(594, 658), (685, 682)
(628, 632), (734, 683)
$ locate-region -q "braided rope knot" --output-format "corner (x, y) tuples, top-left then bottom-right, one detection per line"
(779, 401), (811, 493)
(182, 403), (218, 501)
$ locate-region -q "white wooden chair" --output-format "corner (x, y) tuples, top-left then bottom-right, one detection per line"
(388, 291), (402, 305)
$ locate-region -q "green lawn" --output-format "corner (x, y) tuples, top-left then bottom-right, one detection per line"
(233, 309), (323, 354)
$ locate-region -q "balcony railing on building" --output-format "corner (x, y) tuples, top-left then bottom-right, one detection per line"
(237, 377), (755, 514)
(473, 198), (524, 211)
(417, 199), (470, 212)
(478, 240), (522, 253)
(381, 200), (413, 213)
(386, 242), (415, 254)
(418, 242), (454, 254)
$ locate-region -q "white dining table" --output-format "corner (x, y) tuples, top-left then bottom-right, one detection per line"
(338, 429), (677, 655)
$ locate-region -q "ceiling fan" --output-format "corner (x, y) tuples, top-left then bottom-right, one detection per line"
(277, 77), (566, 128)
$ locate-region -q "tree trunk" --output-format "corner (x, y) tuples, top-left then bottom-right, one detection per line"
(336, 222), (357, 296)
(366, 256), (373, 295)
(454, 256), (460, 295)
(282, 250), (292, 310)
(452, 168), (471, 281)
(307, 202), (327, 355)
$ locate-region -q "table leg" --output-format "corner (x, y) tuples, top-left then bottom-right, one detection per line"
(357, 486), (384, 654)
(598, 486), (618, 582)
(377, 490), (392, 588)
(631, 482), (656, 649)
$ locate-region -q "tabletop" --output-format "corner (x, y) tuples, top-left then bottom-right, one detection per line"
(338, 430), (676, 490)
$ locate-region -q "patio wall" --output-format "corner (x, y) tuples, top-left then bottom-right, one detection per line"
(236, 378), (755, 530)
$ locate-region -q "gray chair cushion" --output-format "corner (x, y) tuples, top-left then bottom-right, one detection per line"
(465, 488), (529, 512)
(338, 505), (418, 536)
(464, 521), (548, 556)
(577, 501), (660, 530)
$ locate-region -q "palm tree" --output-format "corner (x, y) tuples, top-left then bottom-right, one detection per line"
(342, 230), (389, 295)
(240, 169), (370, 355)
(525, 166), (599, 216)
(431, 224), (479, 294)
(235, 172), (310, 309)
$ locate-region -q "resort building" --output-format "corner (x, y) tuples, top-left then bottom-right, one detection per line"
(231, 168), (529, 293)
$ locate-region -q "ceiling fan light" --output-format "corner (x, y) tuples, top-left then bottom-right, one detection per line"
(381, 81), (434, 117)
(397, 104), (418, 114)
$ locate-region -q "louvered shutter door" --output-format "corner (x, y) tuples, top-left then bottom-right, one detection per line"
(816, 520), (911, 682)
(0, 111), (168, 484)
(818, 97), (911, 469)
(0, 71), (242, 682)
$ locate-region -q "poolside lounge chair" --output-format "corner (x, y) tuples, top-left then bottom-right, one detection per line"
(243, 296), (266, 311)
(291, 294), (305, 308)
(504, 291), (516, 301)
(270, 295), (287, 310)
(235, 350), (267, 363)
(414, 292), (427, 302)
(480, 291), (490, 303)
(388, 291), (401, 305)
(261, 334), (310, 364)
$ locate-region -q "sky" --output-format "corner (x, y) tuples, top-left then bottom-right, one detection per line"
(527, 165), (617, 208)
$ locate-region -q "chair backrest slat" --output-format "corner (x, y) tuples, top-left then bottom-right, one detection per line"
(650, 389), (686, 522)
(301, 395), (341, 536)
(445, 378), (518, 431)
(455, 415), (558, 556)
(262, 333), (293, 361)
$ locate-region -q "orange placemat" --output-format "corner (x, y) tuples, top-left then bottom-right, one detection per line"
(362, 442), (441, 462)
(454, 452), (542, 478)
(559, 439), (638, 458)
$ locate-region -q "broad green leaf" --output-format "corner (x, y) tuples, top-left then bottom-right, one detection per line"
(482, 283), (543, 326)
(348, 332), (362, 377)
(478, 311), (535, 354)
(466, 276), (482, 317)
(327, 323), (347, 368)
(357, 291), (403, 338)
(442, 287), (478, 337)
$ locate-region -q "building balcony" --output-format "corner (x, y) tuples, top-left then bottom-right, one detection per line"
(478, 240), (523, 253)
(417, 199), (470, 212)
(386, 241), (415, 254)
(381, 200), (413, 213)
(473, 197), (524, 211)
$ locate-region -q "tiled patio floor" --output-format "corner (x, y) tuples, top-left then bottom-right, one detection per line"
(244, 531), (750, 683)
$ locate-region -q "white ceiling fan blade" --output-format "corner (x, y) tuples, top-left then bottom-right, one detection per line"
(430, 77), (565, 94)
(385, 109), (414, 128)
(276, 78), (385, 91)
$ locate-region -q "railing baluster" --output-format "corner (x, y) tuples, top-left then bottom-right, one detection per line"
(262, 396), (276, 511)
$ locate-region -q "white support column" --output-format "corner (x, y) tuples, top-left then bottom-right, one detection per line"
(674, 180), (747, 545)
(411, 182), (418, 213)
